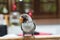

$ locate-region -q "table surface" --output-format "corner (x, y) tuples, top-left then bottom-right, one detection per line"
(0, 35), (60, 39)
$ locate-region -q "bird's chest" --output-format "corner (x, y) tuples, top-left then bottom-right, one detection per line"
(22, 23), (31, 29)
(22, 22), (34, 32)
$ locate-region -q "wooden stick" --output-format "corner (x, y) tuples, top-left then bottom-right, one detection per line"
(4, 15), (9, 25)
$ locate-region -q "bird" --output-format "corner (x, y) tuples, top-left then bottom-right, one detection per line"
(19, 14), (36, 36)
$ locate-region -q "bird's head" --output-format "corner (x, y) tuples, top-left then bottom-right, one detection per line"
(20, 14), (28, 24)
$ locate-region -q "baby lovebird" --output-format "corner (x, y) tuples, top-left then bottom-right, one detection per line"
(20, 14), (36, 36)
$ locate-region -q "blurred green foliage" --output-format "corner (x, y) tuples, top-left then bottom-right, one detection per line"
(40, 0), (56, 13)
(24, 0), (31, 2)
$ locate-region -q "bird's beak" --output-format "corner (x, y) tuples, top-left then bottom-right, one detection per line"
(20, 17), (23, 24)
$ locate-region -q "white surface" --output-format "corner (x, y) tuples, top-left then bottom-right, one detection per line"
(7, 25), (60, 35)
(8, 26), (22, 34)
(0, 14), (6, 25)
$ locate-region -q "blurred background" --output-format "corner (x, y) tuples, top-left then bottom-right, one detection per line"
(0, 0), (60, 24)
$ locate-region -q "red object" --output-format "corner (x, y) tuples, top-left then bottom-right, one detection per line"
(12, 3), (16, 11)
(39, 32), (52, 35)
(28, 12), (32, 17)
(18, 32), (52, 36)
(28, 10), (32, 17)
